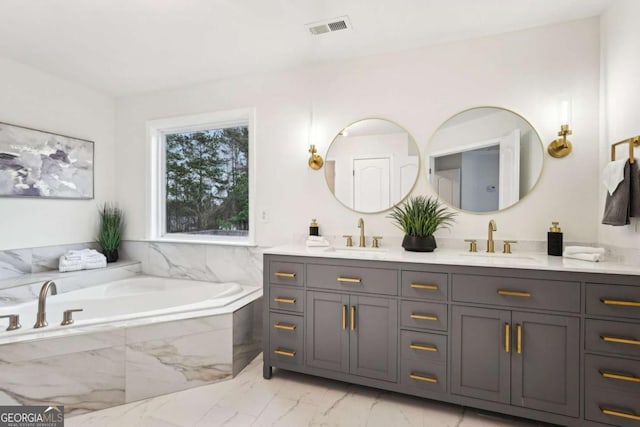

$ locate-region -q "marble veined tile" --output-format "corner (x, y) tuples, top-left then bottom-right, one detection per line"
(125, 327), (233, 402)
(0, 281), (40, 307)
(126, 313), (232, 344)
(205, 245), (264, 287)
(147, 242), (210, 280)
(119, 241), (149, 266)
(0, 249), (32, 280)
(0, 346), (125, 416)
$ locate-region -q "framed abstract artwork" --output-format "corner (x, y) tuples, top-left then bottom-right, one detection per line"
(0, 122), (94, 199)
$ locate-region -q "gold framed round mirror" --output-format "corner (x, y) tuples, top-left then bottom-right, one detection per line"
(324, 118), (420, 213)
(427, 107), (544, 213)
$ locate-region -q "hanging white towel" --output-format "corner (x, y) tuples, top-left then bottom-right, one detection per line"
(563, 246), (605, 255)
(562, 252), (603, 262)
(602, 159), (627, 195)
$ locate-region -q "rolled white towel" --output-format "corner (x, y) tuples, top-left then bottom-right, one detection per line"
(58, 258), (83, 272)
(84, 259), (107, 270)
(306, 237), (330, 247)
(67, 249), (102, 261)
(564, 246), (605, 255)
(563, 252), (603, 262)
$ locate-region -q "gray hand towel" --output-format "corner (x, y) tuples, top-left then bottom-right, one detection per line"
(630, 161), (640, 217)
(602, 160), (630, 226)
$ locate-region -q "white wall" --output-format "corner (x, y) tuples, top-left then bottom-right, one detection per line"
(0, 58), (116, 250)
(599, 0), (640, 248)
(116, 18), (601, 247)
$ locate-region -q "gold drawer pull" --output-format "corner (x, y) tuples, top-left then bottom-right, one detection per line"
(409, 373), (438, 383)
(274, 349), (296, 357)
(337, 277), (362, 284)
(601, 298), (640, 307)
(600, 370), (640, 383)
(504, 323), (510, 353)
(274, 272), (296, 278)
(274, 297), (296, 304)
(601, 408), (640, 421)
(601, 335), (640, 346)
(274, 323), (296, 331)
(410, 313), (438, 321)
(497, 290), (531, 298)
(410, 283), (439, 290)
(409, 343), (438, 352)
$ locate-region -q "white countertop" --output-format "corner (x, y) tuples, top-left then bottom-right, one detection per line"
(264, 244), (640, 276)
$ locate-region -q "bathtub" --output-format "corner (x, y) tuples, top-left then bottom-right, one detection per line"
(0, 275), (259, 341)
(0, 275), (262, 414)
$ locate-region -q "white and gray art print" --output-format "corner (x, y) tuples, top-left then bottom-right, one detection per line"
(0, 122), (94, 199)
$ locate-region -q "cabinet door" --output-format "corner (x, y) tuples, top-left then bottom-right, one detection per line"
(511, 311), (579, 417)
(349, 295), (398, 382)
(451, 305), (511, 403)
(306, 291), (349, 373)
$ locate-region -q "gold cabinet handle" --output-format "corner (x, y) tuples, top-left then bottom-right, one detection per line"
(504, 323), (510, 353)
(410, 313), (438, 321)
(409, 373), (438, 383)
(600, 370), (640, 383)
(342, 305), (347, 330)
(601, 408), (640, 421)
(497, 290), (531, 298)
(274, 297), (296, 304)
(351, 306), (356, 331)
(601, 335), (640, 346)
(601, 298), (640, 307)
(337, 277), (362, 284)
(274, 272), (296, 278)
(516, 324), (522, 354)
(274, 349), (296, 357)
(410, 283), (439, 290)
(409, 343), (438, 352)
(274, 323), (296, 331)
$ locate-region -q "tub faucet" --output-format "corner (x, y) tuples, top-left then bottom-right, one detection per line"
(34, 280), (57, 328)
(357, 217), (365, 247)
(487, 219), (497, 253)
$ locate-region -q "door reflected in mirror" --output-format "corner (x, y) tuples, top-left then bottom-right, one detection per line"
(325, 119), (419, 213)
(428, 107), (543, 213)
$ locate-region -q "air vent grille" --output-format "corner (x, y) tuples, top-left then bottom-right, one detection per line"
(306, 16), (352, 36)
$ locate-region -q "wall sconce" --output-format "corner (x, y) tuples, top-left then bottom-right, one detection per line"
(547, 99), (573, 158)
(308, 144), (324, 170)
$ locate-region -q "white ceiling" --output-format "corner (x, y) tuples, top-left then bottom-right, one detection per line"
(0, 0), (612, 96)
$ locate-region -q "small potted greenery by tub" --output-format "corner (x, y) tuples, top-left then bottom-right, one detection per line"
(98, 203), (124, 262)
(388, 195), (456, 252)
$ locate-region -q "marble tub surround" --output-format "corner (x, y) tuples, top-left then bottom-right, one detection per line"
(120, 240), (264, 287)
(0, 296), (262, 416)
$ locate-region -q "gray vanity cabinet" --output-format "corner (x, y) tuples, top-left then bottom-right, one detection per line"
(306, 290), (398, 382)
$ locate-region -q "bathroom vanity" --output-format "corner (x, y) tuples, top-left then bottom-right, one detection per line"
(263, 247), (640, 427)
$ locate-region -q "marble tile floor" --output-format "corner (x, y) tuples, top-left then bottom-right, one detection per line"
(67, 354), (552, 427)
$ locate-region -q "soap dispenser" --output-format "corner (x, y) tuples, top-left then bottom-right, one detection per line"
(309, 219), (319, 236)
(547, 222), (563, 256)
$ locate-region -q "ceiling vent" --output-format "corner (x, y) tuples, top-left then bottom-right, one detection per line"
(306, 16), (352, 36)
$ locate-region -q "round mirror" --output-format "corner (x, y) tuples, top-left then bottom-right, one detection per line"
(324, 118), (420, 213)
(427, 107), (543, 213)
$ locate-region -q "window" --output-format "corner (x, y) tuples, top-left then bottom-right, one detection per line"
(148, 109), (255, 244)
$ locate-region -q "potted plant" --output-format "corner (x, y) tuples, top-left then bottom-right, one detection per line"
(388, 195), (456, 252)
(98, 203), (124, 262)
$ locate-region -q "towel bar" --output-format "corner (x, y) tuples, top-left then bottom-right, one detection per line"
(611, 136), (640, 164)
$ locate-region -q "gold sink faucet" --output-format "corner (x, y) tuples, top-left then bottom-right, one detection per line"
(34, 280), (57, 328)
(357, 217), (365, 247)
(487, 219), (497, 253)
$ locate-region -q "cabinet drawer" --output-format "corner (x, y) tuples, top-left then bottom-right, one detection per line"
(401, 271), (448, 301)
(400, 330), (447, 364)
(586, 319), (640, 358)
(452, 274), (580, 312)
(269, 286), (304, 313)
(269, 312), (303, 367)
(400, 300), (447, 331)
(586, 354), (640, 395)
(586, 387), (640, 426)
(307, 263), (398, 295)
(269, 261), (304, 286)
(586, 283), (640, 320)
(400, 361), (447, 395)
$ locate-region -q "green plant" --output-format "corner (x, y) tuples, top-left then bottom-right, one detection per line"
(387, 196), (456, 237)
(98, 203), (124, 251)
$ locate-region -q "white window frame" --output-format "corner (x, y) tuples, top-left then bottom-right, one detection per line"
(146, 108), (256, 246)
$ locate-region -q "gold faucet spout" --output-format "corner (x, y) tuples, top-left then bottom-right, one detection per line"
(357, 217), (365, 247)
(34, 280), (57, 328)
(487, 220), (497, 253)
